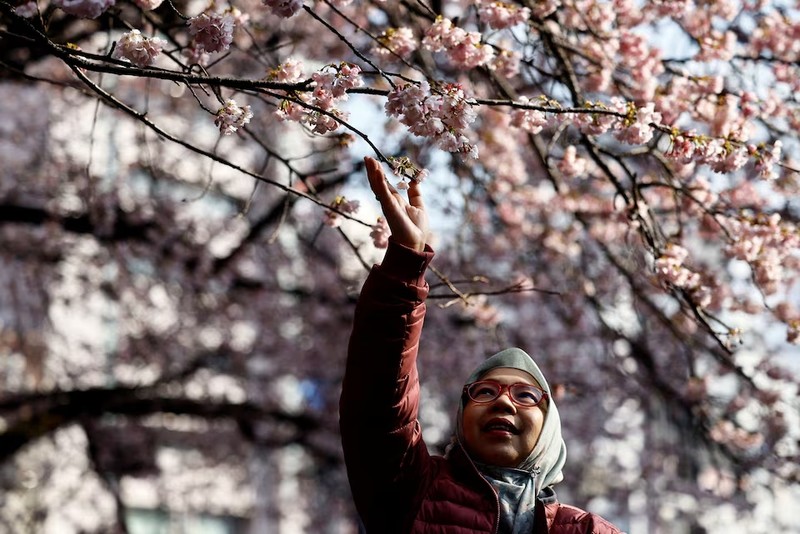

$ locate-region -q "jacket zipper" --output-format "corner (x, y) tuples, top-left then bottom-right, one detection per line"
(481, 461), (543, 534)
(457, 443), (501, 534)
(456, 440), (543, 534)
(532, 466), (544, 533)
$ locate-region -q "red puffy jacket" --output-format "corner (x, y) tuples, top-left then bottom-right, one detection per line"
(340, 242), (622, 534)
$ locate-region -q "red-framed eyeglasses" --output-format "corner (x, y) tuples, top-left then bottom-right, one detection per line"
(463, 380), (547, 407)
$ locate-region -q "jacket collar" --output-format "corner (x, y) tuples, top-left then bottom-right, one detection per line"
(448, 443), (558, 534)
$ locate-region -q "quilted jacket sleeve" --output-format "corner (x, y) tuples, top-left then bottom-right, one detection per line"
(339, 240), (435, 531)
(546, 502), (624, 534)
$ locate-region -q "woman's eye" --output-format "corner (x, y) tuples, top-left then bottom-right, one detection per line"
(514, 388), (540, 403)
(472, 385), (498, 398)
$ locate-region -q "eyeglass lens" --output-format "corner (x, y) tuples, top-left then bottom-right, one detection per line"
(466, 381), (544, 406)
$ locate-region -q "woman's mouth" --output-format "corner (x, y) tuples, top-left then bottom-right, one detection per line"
(483, 419), (519, 435)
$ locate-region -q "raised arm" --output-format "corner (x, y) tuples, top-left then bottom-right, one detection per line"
(339, 157), (434, 530)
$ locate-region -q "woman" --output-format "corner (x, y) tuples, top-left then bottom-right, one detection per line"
(340, 157), (623, 533)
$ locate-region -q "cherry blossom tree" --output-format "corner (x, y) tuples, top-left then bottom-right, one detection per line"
(1, 0), (799, 532)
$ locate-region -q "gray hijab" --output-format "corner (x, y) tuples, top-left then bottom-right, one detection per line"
(455, 348), (567, 532)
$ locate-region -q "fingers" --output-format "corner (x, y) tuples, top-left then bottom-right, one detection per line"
(406, 179), (425, 210)
(365, 156), (420, 204)
(363, 156), (429, 252)
(364, 157), (391, 201)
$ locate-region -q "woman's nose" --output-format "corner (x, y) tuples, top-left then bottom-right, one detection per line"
(490, 390), (517, 412)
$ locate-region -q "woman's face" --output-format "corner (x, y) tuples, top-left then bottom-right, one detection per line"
(461, 368), (546, 467)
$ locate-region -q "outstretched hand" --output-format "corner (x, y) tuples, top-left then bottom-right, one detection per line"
(365, 156), (429, 253)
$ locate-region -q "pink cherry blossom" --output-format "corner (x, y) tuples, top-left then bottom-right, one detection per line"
(182, 45), (210, 67)
(709, 420), (764, 452)
(616, 102), (661, 145)
(684, 376), (708, 402)
(570, 0), (617, 33)
(372, 27), (418, 61)
(477, 1), (531, 30)
(750, 9), (800, 62)
(531, 0), (560, 18)
(665, 132), (697, 164)
(695, 138), (726, 166)
(52, 0), (114, 19)
(188, 12), (236, 54)
(558, 146), (587, 178)
(275, 99), (306, 123)
(722, 212), (798, 296)
(649, 0), (690, 18)
(752, 140), (782, 180)
(459, 295), (501, 329)
(584, 67), (612, 93)
(311, 63), (364, 104)
(476, 109), (528, 190)
(263, 0), (303, 18)
(214, 99), (253, 136)
(788, 322), (800, 345)
(267, 58), (305, 83)
(490, 48), (521, 79)
(664, 132), (756, 175)
(273, 62), (361, 133)
(509, 97), (549, 134)
(772, 64), (800, 93)
(615, 30), (663, 101)
(385, 81), (477, 156)
(14, 1), (38, 17)
(226, 6), (250, 27)
(322, 210), (340, 227)
(388, 156), (429, 183)
(337, 196), (360, 214)
(774, 303), (800, 325)
(614, 0), (644, 26)
(113, 30), (166, 68)
(133, 0), (163, 10)
(618, 30), (649, 64)
(306, 110), (345, 135)
(739, 91), (761, 120)
(323, 196), (360, 228)
(696, 29), (737, 62)
(573, 105), (622, 136)
(654, 79), (690, 125)
(369, 217), (390, 249)
(421, 17), (460, 52)
(709, 143), (748, 174)
(422, 16), (494, 70)
(655, 243), (707, 298)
